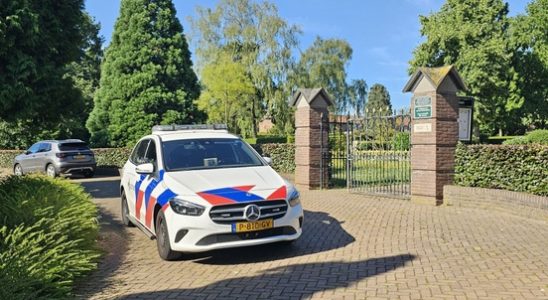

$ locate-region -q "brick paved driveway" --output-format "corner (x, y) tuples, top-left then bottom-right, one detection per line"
(77, 175), (548, 299)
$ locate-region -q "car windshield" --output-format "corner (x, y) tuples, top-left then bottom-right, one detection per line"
(58, 142), (90, 151)
(162, 138), (264, 171)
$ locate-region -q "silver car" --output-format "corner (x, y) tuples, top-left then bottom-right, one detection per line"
(13, 139), (96, 178)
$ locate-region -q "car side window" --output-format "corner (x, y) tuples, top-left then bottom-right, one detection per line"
(130, 140), (150, 165)
(38, 143), (51, 153)
(144, 140), (157, 165)
(27, 143), (40, 154)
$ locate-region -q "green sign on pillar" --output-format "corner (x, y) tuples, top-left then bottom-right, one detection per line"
(414, 96), (432, 119)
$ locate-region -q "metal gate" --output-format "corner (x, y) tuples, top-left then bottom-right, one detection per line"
(321, 109), (412, 199)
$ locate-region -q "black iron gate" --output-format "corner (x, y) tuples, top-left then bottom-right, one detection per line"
(320, 109), (412, 199)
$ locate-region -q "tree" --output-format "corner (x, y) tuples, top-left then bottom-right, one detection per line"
(189, 0), (300, 136)
(365, 84), (392, 114)
(348, 79), (368, 118)
(409, 0), (514, 135)
(65, 13), (104, 141)
(197, 55), (255, 134)
(363, 84), (393, 148)
(509, 0), (548, 130)
(296, 37), (353, 113)
(0, 0), (88, 148)
(87, 0), (200, 147)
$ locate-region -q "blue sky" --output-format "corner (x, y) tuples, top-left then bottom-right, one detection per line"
(85, 0), (530, 109)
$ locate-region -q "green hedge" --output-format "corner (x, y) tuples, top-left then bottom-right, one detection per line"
(503, 129), (548, 145)
(0, 175), (99, 299)
(244, 135), (289, 145)
(454, 143), (548, 196)
(252, 143), (295, 174)
(92, 148), (132, 168)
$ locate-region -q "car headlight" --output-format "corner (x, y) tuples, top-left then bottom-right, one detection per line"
(287, 186), (301, 207)
(169, 198), (205, 216)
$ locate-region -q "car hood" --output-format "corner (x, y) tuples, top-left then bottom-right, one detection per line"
(163, 166), (288, 205)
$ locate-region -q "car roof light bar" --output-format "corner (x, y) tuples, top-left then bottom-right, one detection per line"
(152, 124), (228, 133)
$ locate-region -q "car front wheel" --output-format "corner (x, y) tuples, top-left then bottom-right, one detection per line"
(14, 164), (23, 176)
(121, 192), (134, 227)
(155, 210), (181, 261)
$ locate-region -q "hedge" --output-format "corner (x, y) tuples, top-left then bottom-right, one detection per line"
(503, 129), (548, 145)
(252, 143), (295, 174)
(454, 143), (548, 196)
(0, 175), (99, 299)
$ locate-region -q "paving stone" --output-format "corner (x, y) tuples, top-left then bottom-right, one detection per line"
(75, 185), (548, 299)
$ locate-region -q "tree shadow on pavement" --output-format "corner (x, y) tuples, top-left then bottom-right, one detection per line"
(181, 210), (356, 265)
(79, 177), (121, 199)
(120, 254), (416, 299)
(73, 206), (130, 298)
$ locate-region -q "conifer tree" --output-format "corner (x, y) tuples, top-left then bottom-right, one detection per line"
(87, 0), (200, 147)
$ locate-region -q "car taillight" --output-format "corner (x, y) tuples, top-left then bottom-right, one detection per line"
(56, 153), (68, 158)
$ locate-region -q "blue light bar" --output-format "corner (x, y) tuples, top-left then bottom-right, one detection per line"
(152, 124), (228, 132)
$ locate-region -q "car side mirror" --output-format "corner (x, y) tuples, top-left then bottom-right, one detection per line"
(25, 150), (31, 155)
(136, 163), (154, 174)
(263, 157), (272, 165)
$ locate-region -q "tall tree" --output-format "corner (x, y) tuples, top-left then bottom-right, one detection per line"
(296, 37), (353, 113)
(197, 55), (255, 135)
(348, 79), (368, 118)
(0, 0), (88, 148)
(65, 13), (104, 141)
(365, 84), (392, 114)
(409, 0), (513, 135)
(87, 0), (200, 147)
(189, 0), (300, 136)
(509, 0), (548, 130)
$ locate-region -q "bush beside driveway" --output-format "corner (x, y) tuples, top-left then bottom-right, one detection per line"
(0, 175), (99, 299)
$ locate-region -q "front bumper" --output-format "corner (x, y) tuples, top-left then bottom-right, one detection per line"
(164, 203), (304, 252)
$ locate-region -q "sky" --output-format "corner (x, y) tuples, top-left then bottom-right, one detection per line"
(85, 0), (531, 109)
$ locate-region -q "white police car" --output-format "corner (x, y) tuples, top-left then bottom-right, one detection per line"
(120, 124), (303, 260)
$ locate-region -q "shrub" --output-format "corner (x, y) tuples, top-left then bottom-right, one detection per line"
(244, 135), (287, 145)
(503, 129), (548, 145)
(93, 147), (132, 168)
(252, 143), (295, 174)
(454, 143), (548, 196)
(0, 175), (99, 299)
(0, 150), (20, 169)
(391, 132), (410, 151)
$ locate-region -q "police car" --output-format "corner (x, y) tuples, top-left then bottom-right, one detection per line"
(120, 124), (303, 260)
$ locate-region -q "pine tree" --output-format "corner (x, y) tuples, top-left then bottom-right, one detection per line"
(87, 0), (201, 147)
(365, 84), (392, 114)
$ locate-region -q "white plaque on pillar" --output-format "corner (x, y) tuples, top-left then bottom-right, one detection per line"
(458, 107), (472, 141)
(413, 123), (432, 133)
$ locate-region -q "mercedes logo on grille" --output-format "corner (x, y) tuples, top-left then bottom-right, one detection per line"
(244, 204), (260, 221)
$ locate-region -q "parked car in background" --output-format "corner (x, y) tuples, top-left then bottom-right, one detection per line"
(13, 139), (96, 178)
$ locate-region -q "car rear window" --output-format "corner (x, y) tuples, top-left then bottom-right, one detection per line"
(58, 142), (90, 151)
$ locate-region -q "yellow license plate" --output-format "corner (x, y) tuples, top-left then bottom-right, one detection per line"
(73, 155), (86, 160)
(233, 219), (273, 233)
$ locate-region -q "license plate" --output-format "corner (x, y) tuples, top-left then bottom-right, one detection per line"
(232, 219), (273, 233)
(73, 155), (86, 160)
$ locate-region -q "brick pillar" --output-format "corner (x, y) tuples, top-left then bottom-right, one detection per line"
(403, 66), (467, 205)
(291, 89), (333, 190)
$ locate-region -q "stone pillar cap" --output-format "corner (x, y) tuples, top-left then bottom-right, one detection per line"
(402, 65), (467, 93)
(290, 88), (334, 107)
